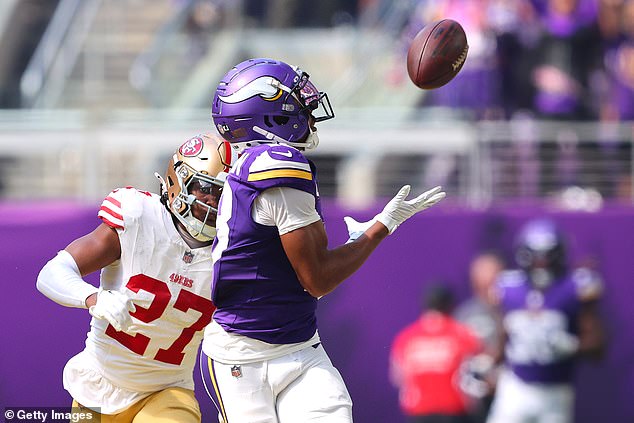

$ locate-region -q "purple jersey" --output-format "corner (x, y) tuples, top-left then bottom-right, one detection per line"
(211, 144), (323, 344)
(497, 268), (601, 384)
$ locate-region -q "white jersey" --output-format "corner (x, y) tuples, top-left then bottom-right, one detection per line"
(64, 187), (214, 413)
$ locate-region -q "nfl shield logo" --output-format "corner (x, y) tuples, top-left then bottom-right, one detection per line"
(231, 365), (242, 378)
(182, 251), (194, 263)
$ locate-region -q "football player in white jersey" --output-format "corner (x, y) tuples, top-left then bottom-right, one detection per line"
(202, 58), (446, 422)
(37, 133), (236, 422)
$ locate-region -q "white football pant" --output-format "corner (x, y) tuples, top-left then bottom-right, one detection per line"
(487, 369), (573, 423)
(201, 343), (353, 423)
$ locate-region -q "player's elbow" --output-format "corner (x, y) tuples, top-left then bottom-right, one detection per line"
(300, 280), (331, 298)
(297, 274), (336, 298)
(292, 255), (346, 297)
(36, 263), (50, 296)
(36, 260), (61, 302)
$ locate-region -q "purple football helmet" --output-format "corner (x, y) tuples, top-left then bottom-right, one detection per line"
(514, 219), (567, 289)
(211, 58), (334, 152)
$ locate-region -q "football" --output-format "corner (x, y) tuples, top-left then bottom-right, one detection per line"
(406, 19), (469, 90)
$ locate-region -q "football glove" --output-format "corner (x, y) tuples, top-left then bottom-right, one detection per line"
(89, 289), (136, 333)
(547, 330), (580, 359)
(343, 185), (445, 241)
(459, 354), (497, 399)
(376, 185), (445, 234)
(343, 216), (376, 243)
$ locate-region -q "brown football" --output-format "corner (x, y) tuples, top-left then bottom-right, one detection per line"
(407, 19), (468, 90)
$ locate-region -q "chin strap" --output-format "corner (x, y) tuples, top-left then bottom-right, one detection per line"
(252, 126), (320, 151)
(252, 126), (287, 144)
(174, 217), (215, 245)
(183, 217), (216, 241)
(157, 170), (216, 241)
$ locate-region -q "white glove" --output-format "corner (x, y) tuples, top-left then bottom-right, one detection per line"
(375, 185), (446, 234)
(459, 354), (497, 399)
(343, 216), (376, 243)
(89, 289), (136, 332)
(547, 331), (580, 359)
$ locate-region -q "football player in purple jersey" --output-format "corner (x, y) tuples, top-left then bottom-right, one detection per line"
(200, 58), (446, 422)
(486, 219), (606, 423)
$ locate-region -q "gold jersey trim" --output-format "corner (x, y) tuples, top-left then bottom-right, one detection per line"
(248, 168), (312, 181)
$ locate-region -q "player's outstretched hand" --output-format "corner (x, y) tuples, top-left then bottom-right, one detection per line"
(343, 216), (376, 243)
(547, 330), (580, 359)
(89, 289), (136, 332)
(376, 185), (445, 234)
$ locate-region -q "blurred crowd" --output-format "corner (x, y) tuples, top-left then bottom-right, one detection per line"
(394, 0), (634, 122)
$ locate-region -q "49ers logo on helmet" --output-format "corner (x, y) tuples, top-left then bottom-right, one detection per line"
(179, 136), (204, 157)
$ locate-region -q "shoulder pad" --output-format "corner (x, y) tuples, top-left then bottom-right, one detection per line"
(98, 187), (155, 229)
(232, 145), (316, 195)
(247, 145), (312, 182)
(572, 267), (603, 301)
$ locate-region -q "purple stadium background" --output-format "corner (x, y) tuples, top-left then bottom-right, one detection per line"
(1, 200), (633, 423)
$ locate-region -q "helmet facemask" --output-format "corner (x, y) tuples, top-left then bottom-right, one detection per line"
(292, 70), (334, 123)
(170, 164), (225, 241)
(281, 70), (334, 151)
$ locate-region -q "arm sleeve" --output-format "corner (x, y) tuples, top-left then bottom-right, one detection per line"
(36, 250), (99, 309)
(252, 187), (321, 235)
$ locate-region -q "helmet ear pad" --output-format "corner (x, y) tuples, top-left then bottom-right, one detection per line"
(266, 109), (311, 142)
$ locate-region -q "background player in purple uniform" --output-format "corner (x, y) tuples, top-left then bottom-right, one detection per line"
(200, 58), (445, 422)
(486, 219), (606, 423)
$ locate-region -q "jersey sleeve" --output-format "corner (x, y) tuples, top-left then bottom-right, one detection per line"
(98, 189), (125, 229)
(253, 187), (321, 235)
(98, 187), (149, 230)
(572, 267), (603, 302)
